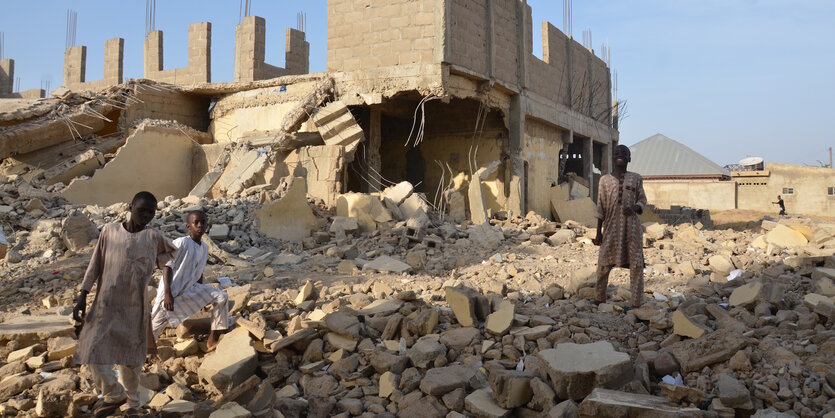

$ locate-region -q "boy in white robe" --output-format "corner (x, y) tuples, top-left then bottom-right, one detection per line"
(151, 210), (228, 349)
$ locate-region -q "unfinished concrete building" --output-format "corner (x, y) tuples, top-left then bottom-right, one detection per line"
(0, 59), (45, 99)
(0, 0), (617, 235)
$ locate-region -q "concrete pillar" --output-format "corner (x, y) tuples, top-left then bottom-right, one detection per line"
(103, 38), (124, 85)
(601, 141), (612, 176)
(188, 22), (211, 83)
(285, 28), (309, 75)
(507, 95), (526, 216)
(583, 137), (594, 200)
(63, 45), (86, 87)
(144, 30), (163, 77)
(235, 16), (264, 82)
(0, 59), (13, 96)
(368, 107), (382, 191)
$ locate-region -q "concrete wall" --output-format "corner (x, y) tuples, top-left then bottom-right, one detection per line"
(63, 38), (124, 91)
(327, 0), (437, 71)
(62, 125), (207, 206)
(234, 16), (310, 82)
(0, 59), (13, 96)
(143, 23), (211, 85)
(122, 85), (210, 131)
(642, 179), (737, 212)
(524, 118), (564, 215)
(734, 163), (835, 217)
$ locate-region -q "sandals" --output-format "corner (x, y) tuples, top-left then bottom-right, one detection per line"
(93, 399), (126, 418)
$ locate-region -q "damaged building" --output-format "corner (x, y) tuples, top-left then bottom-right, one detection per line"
(1, 0), (617, 240)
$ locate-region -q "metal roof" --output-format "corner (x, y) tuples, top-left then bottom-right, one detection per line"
(628, 134), (729, 178)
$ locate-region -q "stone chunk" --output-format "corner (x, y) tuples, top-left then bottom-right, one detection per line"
(765, 224), (808, 247)
(537, 341), (632, 400)
(488, 370), (533, 409)
(0, 315), (75, 346)
(645, 223), (666, 240)
(0, 373), (41, 400)
(669, 328), (747, 373)
(294, 281), (315, 306)
(62, 211), (98, 252)
(379, 371), (398, 398)
(716, 373), (753, 409)
(440, 327), (480, 349)
(486, 301), (514, 335)
(407, 338), (446, 369)
(255, 178), (316, 242)
(420, 365), (474, 396)
(358, 299), (403, 316)
(445, 286), (489, 327)
(208, 224), (230, 240)
(197, 328), (258, 392)
(362, 255), (412, 274)
(47, 336), (77, 361)
(383, 181), (414, 206)
(330, 216), (358, 234)
(729, 281), (763, 309)
(548, 229), (576, 246)
(208, 401), (250, 418)
(708, 255), (734, 275)
(672, 310), (711, 339)
(578, 388), (704, 417)
(464, 389), (510, 418)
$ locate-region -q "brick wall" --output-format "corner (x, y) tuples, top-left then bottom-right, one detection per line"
(235, 16), (309, 82)
(63, 38), (124, 92)
(63, 46), (86, 86)
(0, 59), (13, 96)
(144, 22), (211, 85)
(122, 86), (210, 131)
(326, 0), (437, 72)
(447, 0), (488, 76)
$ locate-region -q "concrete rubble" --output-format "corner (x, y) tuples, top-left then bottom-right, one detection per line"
(0, 35), (833, 418)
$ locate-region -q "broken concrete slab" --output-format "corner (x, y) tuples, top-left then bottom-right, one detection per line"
(255, 178), (316, 242)
(550, 183), (597, 227)
(217, 148), (271, 196)
(669, 328), (747, 373)
(708, 255), (735, 275)
(358, 299), (403, 316)
(729, 281), (763, 309)
(382, 181), (414, 206)
(407, 337), (446, 369)
(485, 300), (514, 335)
(578, 388), (705, 417)
(567, 266), (597, 293)
(197, 327), (258, 392)
(419, 364), (475, 396)
(336, 193), (391, 232)
(537, 341), (632, 400)
(62, 124), (207, 206)
(468, 160), (501, 225)
(464, 388), (510, 418)
(311, 100), (364, 156)
(61, 211), (99, 252)
(765, 224), (808, 248)
(0, 315), (75, 346)
(672, 309), (711, 339)
(46, 336), (77, 361)
(362, 255), (412, 274)
(488, 369), (534, 409)
(445, 286), (490, 327)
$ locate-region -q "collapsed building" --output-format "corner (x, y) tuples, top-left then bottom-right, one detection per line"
(1, 0), (616, 238)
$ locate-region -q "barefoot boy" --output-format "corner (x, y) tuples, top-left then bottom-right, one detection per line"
(592, 145), (647, 308)
(73, 191), (176, 417)
(150, 210), (229, 349)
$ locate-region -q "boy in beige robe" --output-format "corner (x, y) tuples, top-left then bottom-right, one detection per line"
(73, 191), (175, 417)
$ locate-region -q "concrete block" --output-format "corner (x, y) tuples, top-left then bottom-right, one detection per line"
(197, 328), (258, 392)
(256, 178), (316, 242)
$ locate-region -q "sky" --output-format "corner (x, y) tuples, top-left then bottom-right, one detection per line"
(1, 0), (833, 167)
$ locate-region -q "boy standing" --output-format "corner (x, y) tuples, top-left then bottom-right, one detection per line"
(593, 145), (647, 308)
(150, 210), (229, 349)
(73, 191), (176, 417)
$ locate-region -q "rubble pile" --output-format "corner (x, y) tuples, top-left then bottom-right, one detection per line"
(1, 161), (834, 417)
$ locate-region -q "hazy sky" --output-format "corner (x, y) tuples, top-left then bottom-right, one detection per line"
(2, 1), (832, 166)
